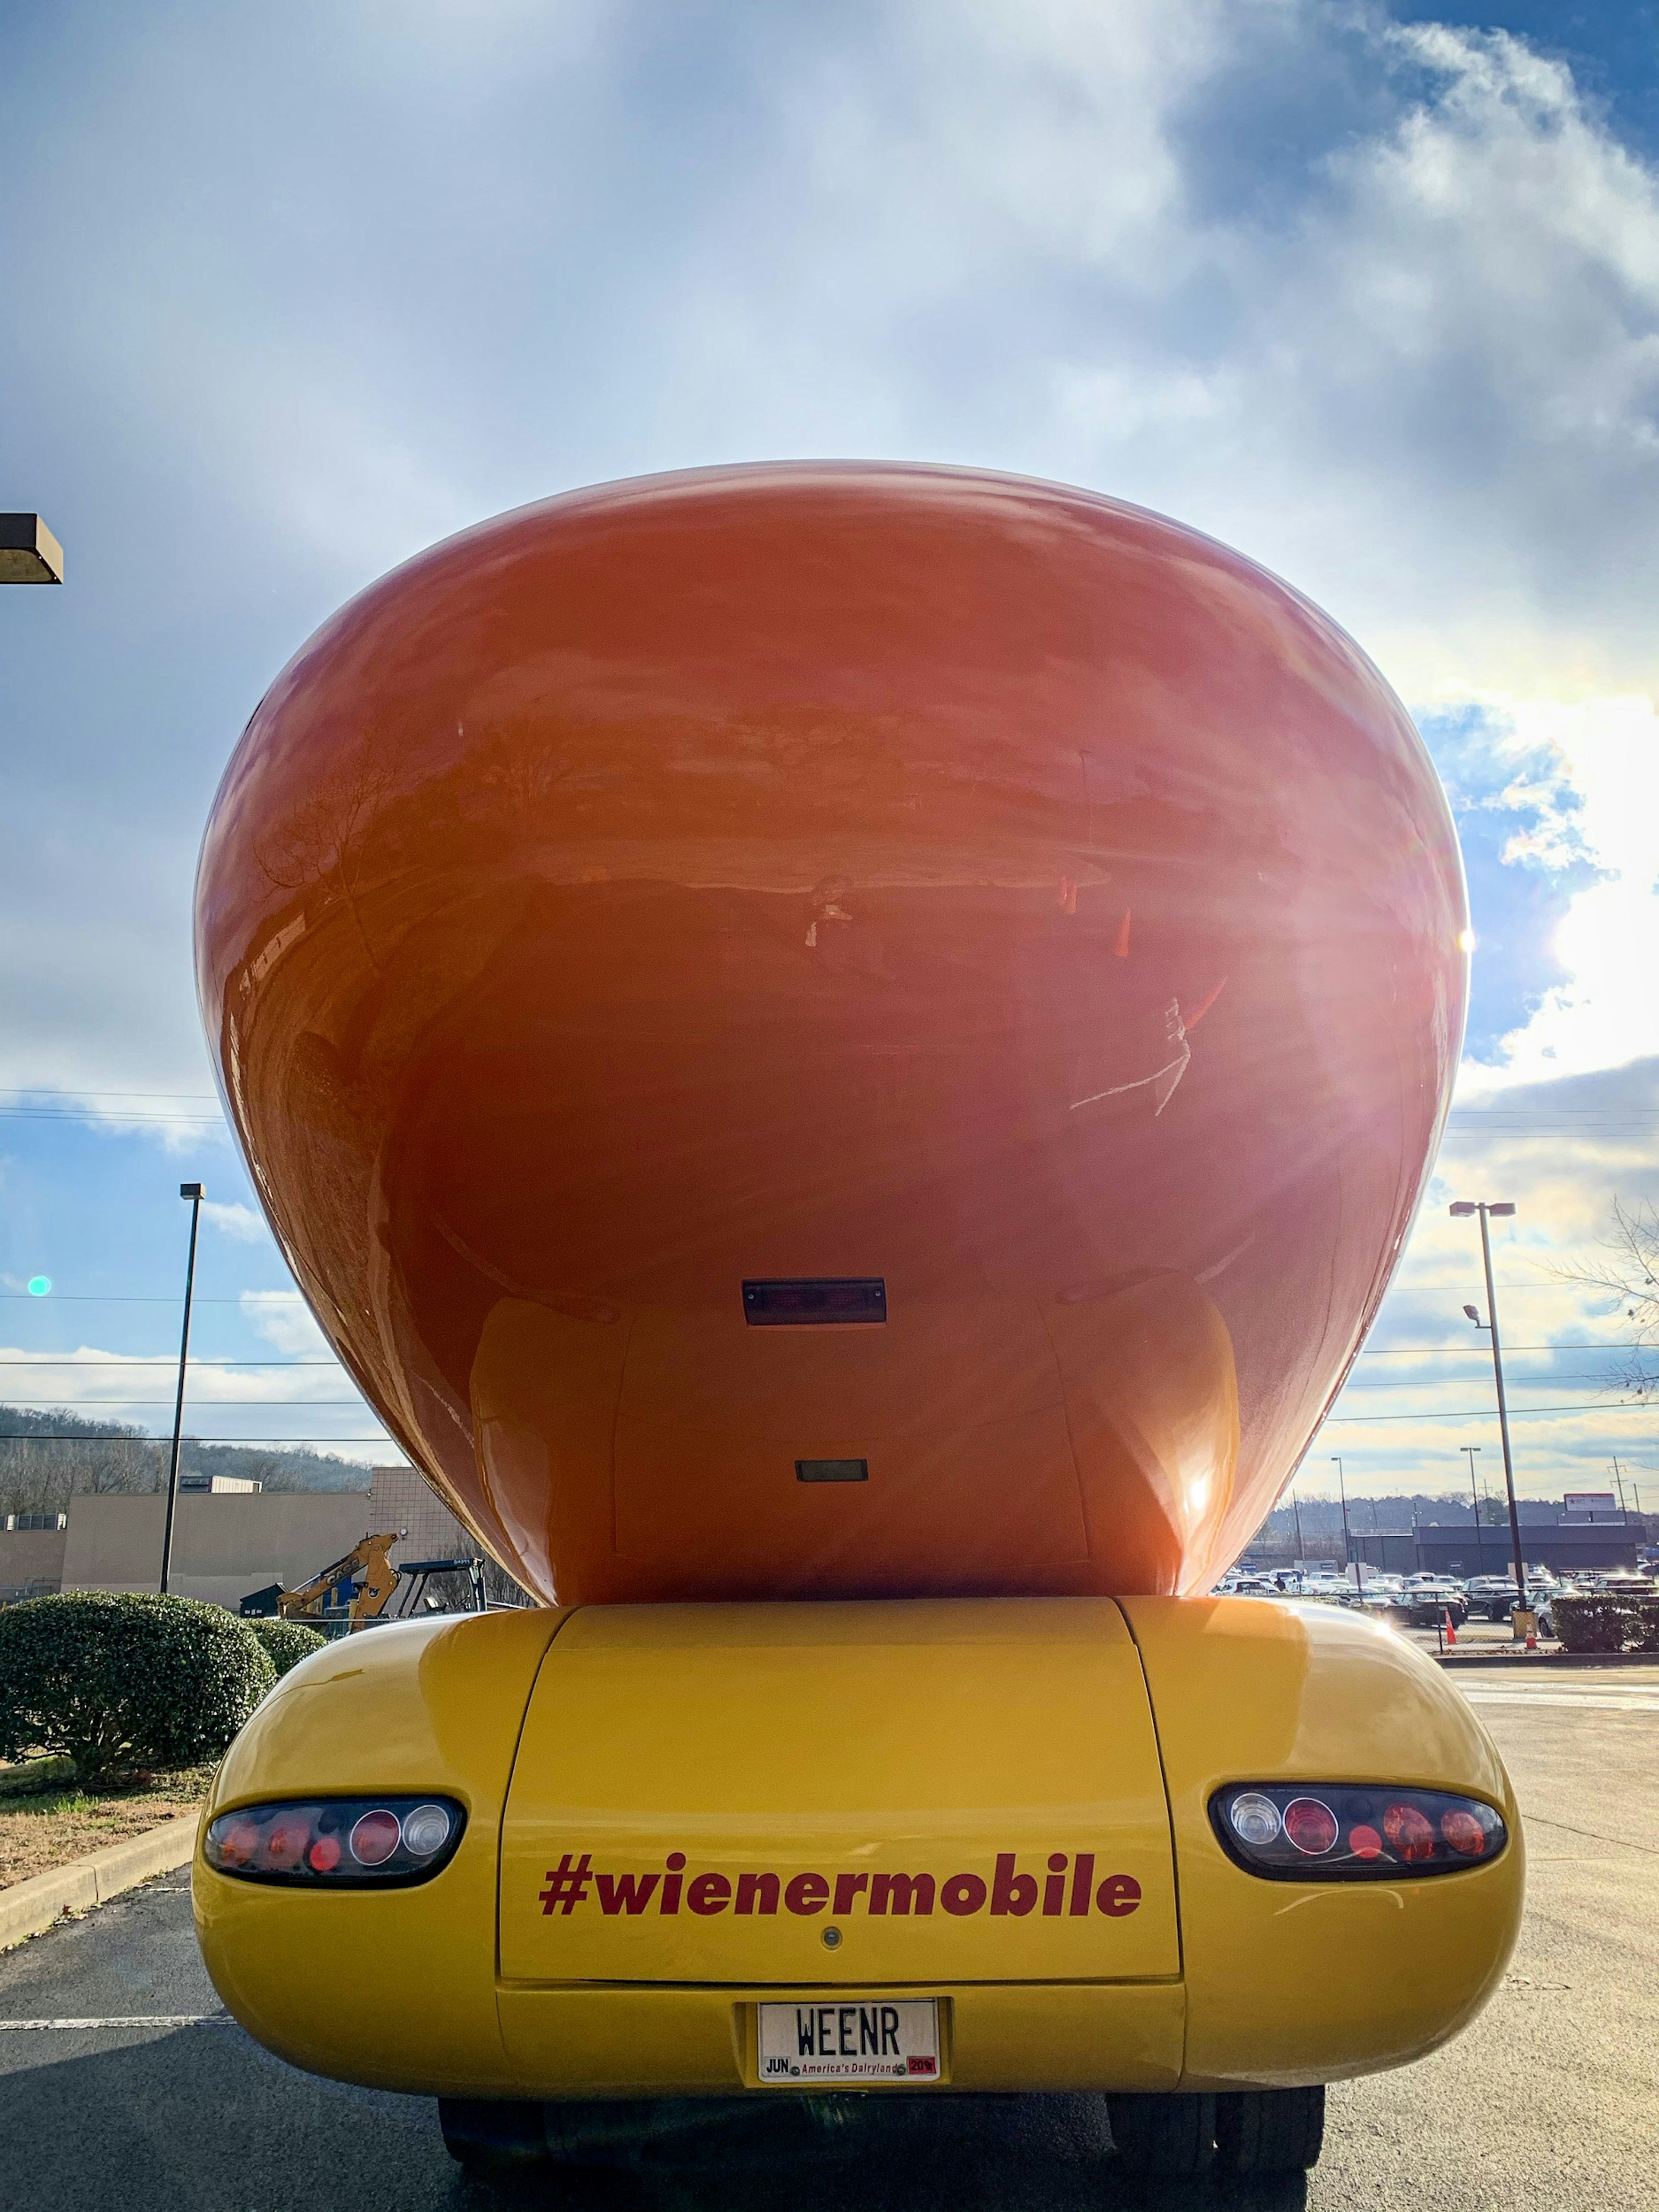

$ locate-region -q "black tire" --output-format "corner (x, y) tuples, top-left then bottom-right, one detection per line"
(438, 2098), (550, 2174)
(1105, 2092), (1216, 2176)
(1213, 2085), (1325, 2174)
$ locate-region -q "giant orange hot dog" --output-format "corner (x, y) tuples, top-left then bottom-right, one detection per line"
(195, 463), (1464, 1604)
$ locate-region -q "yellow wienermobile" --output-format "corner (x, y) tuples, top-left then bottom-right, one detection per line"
(191, 465), (1521, 2180)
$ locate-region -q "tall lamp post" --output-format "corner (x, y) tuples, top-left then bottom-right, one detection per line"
(1461, 1444), (1484, 1573)
(1451, 1198), (1529, 1628)
(160, 1182), (206, 1596)
(1332, 1455), (1359, 1591)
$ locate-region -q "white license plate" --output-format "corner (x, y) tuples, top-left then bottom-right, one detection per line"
(757, 1998), (940, 2085)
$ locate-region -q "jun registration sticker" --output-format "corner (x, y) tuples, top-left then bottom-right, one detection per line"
(757, 1999), (941, 2084)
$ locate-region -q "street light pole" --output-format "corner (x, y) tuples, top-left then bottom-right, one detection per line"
(1332, 1455), (1359, 1591)
(1451, 1199), (1527, 1623)
(1462, 1445), (1484, 1573)
(1290, 1483), (1305, 1562)
(160, 1182), (205, 1597)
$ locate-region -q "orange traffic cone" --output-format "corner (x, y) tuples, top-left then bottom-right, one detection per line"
(1444, 1608), (1456, 1646)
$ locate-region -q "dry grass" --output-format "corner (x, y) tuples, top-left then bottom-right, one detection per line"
(0, 1762), (213, 1890)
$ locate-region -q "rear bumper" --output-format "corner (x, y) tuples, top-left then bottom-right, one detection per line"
(497, 1981), (1185, 2098)
(193, 1597), (1524, 2099)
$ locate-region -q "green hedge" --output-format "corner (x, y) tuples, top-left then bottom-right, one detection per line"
(1551, 1592), (1659, 1655)
(0, 1591), (276, 1786)
(242, 1618), (327, 1678)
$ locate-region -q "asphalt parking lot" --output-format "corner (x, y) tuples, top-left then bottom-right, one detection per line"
(2, 1666), (1655, 2212)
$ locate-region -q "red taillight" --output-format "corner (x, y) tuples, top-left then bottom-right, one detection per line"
(1383, 1804), (1435, 1862)
(1440, 1808), (1489, 1858)
(266, 1815), (311, 1871)
(218, 1820), (260, 1869)
(203, 1796), (465, 1888)
(1282, 1798), (1339, 1855)
(1212, 1784), (1507, 1881)
(350, 1810), (402, 1866)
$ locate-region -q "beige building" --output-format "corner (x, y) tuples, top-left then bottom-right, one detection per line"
(0, 1523), (70, 1603)
(3, 1466), (480, 1614)
(61, 1491), (377, 1612)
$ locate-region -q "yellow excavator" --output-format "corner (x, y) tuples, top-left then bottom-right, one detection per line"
(239, 1532), (403, 1630)
(240, 1536), (489, 1630)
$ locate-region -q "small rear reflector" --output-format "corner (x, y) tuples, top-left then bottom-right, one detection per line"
(1211, 1783), (1506, 1881)
(743, 1278), (886, 1325)
(796, 1459), (869, 1483)
(204, 1796), (465, 1888)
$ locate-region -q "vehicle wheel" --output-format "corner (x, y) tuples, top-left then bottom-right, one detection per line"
(438, 2098), (550, 2174)
(1105, 2092), (1216, 2175)
(1213, 2085), (1325, 2174)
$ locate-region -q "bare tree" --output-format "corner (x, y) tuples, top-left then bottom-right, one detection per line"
(1553, 1197), (1659, 1401)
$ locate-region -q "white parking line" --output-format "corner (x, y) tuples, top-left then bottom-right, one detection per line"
(1461, 1691), (1659, 1711)
(0, 2015), (231, 2031)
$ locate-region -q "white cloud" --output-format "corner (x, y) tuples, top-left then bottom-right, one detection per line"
(0, 1340), (358, 1413)
(1452, 693), (1659, 1089)
(201, 1199), (269, 1244)
(240, 1290), (333, 1356)
(8, 1), (1659, 1104)
(1307, 1059), (1659, 1497)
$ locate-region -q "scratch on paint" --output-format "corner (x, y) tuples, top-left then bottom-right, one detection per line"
(1071, 1000), (1191, 1116)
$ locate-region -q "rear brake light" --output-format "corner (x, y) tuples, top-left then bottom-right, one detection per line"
(203, 1796), (465, 1887)
(1211, 1783), (1506, 1880)
(1282, 1797), (1338, 1855)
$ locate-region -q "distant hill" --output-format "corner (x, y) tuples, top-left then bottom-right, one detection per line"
(0, 1403), (375, 1517)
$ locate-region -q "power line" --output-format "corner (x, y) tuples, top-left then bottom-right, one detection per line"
(1356, 1343), (1642, 1355)
(0, 1112), (226, 1126)
(1335, 1376), (1618, 1392)
(1322, 1401), (1657, 1425)
(0, 1089), (219, 1100)
(0, 1433), (400, 1446)
(0, 1399), (371, 1408)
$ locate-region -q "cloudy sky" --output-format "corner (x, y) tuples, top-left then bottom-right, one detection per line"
(4, 0), (1659, 1514)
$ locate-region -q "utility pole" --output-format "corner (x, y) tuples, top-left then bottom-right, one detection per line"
(160, 1182), (206, 1596)
(1332, 1456), (1359, 1591)
(1451, 1200), (1528, 1629)
(1462, 1444), (1484, 1573)
(1290, 1484), (1305, 1562)
(1611, 1457), (1629, 1517)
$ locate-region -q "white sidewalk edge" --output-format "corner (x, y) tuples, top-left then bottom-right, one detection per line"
(0, 1809), (201, 1953)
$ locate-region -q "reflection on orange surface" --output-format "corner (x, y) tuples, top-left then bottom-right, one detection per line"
(195, 464), (1465, 1604)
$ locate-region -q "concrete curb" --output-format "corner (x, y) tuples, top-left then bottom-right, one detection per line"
(0, 1809), (201, 1953)
(1434, 1650), (1659, 1669)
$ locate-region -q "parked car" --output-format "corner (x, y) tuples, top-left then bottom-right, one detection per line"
(1300, 1575), (1367, 1605)
(1392, 1578), (1470, 1628)
(1465, 1575), (1526, 1623)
